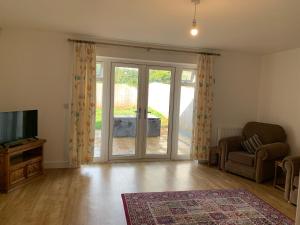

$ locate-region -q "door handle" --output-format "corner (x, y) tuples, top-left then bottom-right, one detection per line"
(144, 109), (152, 119)
(135, 108), (141, 119)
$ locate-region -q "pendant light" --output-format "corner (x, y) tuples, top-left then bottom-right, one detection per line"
(190, 0), (200, 37)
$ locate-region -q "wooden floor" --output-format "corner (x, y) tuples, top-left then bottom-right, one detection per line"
(0, 161), (296, 225)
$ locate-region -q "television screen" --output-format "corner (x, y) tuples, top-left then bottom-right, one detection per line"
(0, 110), (38, 145)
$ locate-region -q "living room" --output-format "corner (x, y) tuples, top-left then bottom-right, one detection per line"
(0, 1), (299, 225)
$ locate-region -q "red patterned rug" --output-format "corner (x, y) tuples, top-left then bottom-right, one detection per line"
(121, 189), (293, 225)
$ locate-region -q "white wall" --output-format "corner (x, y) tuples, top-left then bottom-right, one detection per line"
(0, 29), (72, 168)
(258, 48), (300, 155)
(0, 28), (261, 167)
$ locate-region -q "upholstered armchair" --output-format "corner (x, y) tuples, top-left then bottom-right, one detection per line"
(219, 122), (289, 183)
(283, 156), (300, 205)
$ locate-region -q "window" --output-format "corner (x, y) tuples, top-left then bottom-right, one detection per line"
(177, 70), (196, 155)
(94, 62), (104, 158)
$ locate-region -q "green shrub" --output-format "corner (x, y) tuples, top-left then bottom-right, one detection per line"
(114, 68), (171, 86)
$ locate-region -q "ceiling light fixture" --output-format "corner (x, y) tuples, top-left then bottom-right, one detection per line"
(190, 0), (200, 37)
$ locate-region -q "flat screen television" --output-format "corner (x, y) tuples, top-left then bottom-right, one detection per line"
(0, 110), (38, 145)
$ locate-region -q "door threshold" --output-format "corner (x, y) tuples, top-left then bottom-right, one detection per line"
(93, 158), (192, 164)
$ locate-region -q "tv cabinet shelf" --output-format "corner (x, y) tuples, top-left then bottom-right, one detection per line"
(0, 139), (46, 192)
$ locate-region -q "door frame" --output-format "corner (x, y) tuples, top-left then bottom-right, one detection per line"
(141, 65), (176, 159)
(171, 67), (198, 160)
(108, 62), (146, 160)
(95, 56), (197, 162)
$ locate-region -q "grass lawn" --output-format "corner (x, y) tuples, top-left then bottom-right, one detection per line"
(95, 106), (168, 129)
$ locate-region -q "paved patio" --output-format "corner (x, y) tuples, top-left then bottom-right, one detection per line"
(94, 129), (191, 158)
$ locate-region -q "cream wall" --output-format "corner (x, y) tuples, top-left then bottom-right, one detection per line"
(0, 29), (72, 168)
(0, 29), (261, 167)
(258, 48), (300, 155)
(212, 52), (261, 144)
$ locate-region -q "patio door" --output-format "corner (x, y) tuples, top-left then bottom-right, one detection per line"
(142, 66), (175, 159)
(109, 63), (175, 160)
(109, 63), (144, 159)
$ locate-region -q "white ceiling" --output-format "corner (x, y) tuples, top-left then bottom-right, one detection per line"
(0, 0), (300, 54)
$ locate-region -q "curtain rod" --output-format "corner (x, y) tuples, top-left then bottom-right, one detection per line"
(68, 38), (221, 56)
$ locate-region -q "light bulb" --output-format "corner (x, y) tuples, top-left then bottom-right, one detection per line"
(190, 17), (198, 37)
(190, 19), (198, 36)
(190, 28), (198, 36)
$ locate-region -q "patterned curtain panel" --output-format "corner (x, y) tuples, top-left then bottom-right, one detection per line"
(192, 54), (215, 162)
(69, 42), (96, 168)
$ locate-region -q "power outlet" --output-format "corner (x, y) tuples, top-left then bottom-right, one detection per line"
(63, 104), (69, 109)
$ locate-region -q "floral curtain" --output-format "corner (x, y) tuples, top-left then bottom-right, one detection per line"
(69, 42), (96, 168)
(192, 54), (214, 162)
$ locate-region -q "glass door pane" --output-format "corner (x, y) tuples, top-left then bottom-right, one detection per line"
(145, 68), (173, 156)
(94, 62), (104, 158)
(177, 70), (196, 155)
(112, 65), (140, 157)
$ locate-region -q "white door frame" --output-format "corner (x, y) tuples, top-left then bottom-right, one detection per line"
(108, 62), (146, 160)
(141, 65), (176, 159)
(171, 67), (198, 160)
(93, 60), (111, 162)
(95, 56), (197, 162)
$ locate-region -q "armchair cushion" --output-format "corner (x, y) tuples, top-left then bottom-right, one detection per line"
(228, 151), (255, 166)
(241, 134), (262, 154)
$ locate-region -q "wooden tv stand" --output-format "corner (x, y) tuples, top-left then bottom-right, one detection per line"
(0, 139), (46, 192)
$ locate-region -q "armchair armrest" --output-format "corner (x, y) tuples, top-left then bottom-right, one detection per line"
(219, 136), (243, 170)
(256, 143), (289, 161)
(283, 156), (300, 201)
(255, 142), (289, 183)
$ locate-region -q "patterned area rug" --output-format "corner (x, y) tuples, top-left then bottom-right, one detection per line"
(121, 189), (293, 225)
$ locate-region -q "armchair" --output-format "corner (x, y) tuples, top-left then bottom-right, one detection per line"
(283, 156), (300, 205)
(219, 122), (289, 183)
